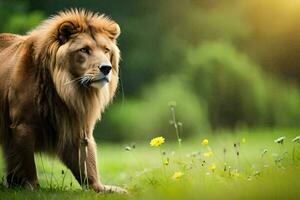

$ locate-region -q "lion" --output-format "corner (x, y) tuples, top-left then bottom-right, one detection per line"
(0, 9), (126, 193)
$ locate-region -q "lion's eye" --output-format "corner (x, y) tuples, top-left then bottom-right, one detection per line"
(79, 47), (90, 54)
(104, 48), (110, 54)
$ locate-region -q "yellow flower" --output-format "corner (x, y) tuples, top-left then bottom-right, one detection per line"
(208, 164), (216, 172)
(242, 138), (246, 144)
(172, 171), (184, 179)
(203, 151), (213, 157)
(150, 136), (165, 147)
(202, 138), (209, 145)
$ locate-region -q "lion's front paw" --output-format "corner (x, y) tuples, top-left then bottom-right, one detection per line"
(91, 183), (127, 194)
(25, 181), (40, 191)
(102, 185), (128, 194)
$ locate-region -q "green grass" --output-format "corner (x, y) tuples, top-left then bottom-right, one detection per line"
(0, 129), (300, 200)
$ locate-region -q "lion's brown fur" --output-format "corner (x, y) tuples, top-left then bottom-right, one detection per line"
(0, 9), (124, 192)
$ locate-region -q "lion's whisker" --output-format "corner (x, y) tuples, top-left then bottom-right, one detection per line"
(64, 77), (83, 85)
(64, 75), (94, 86)
(80, 75), (93, 87)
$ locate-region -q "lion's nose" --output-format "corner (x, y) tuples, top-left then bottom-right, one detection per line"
(99, 64), (112, 76)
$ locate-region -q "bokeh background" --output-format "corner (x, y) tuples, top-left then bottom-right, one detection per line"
(1, 0), (300, 141)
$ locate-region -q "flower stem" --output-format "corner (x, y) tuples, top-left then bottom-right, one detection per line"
(159, 148), (166, 176)
(170, 106), (182, 147)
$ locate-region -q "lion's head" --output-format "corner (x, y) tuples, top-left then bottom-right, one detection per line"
(31, 9), (120, 117)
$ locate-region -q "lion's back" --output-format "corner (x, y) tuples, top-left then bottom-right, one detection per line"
(0, 33), (22, 52)
(0, 33), (24, 60)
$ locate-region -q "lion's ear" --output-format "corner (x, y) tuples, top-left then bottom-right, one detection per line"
(58, 22), (78, 44)
(104, 22), (121, 40)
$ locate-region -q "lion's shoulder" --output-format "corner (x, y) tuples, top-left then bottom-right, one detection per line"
(0, 34), (28, 87)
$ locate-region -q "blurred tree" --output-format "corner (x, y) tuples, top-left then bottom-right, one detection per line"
(187, 41), (300, 129)
(0, 0), (44, 34)
(240, 0), (300, 83)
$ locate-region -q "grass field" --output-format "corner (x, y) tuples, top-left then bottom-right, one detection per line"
(0, 129), (300, 200)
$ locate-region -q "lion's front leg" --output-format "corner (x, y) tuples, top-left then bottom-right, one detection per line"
(85, 138), (127, 193)
(59, 141), (97, 189)
(59, 137), (126, 193)
(81, 137), (101, 191)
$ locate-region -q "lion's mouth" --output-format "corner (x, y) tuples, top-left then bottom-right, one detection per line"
(79, 75), (109, 87)
(91, 77), (109, 83)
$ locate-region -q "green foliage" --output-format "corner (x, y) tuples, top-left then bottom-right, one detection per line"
(0, 1), (44, 34)
(3, 11), (44, 34)
(266, 83), (300, 127)
(187, 41), (300, 128)
(96, 78), (209, 141)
